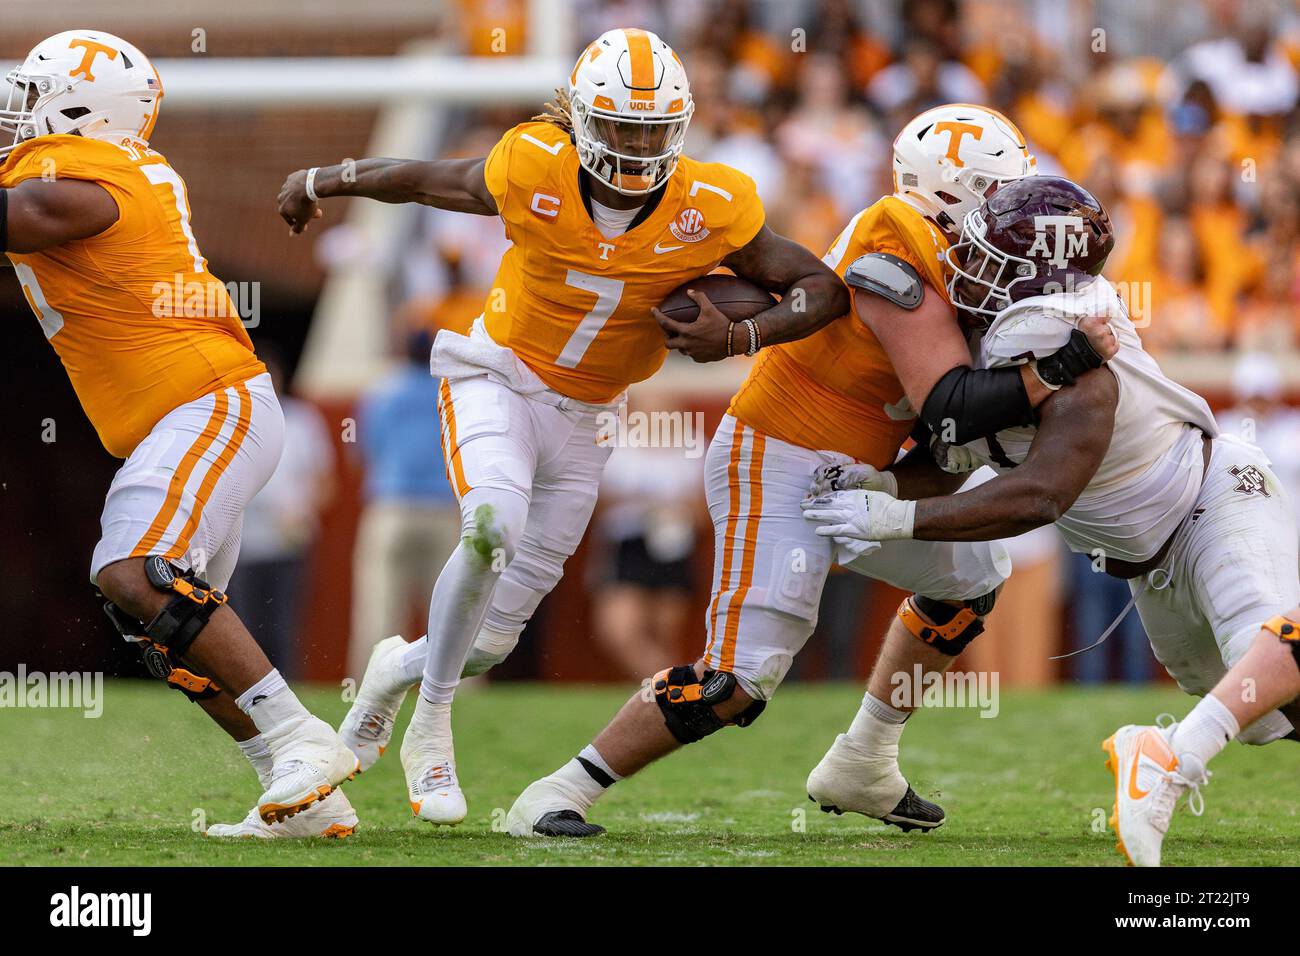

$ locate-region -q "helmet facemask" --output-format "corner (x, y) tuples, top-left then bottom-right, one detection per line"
(944, 207), (1036, 325)
(0, 68), (59, 158)
(570, 93), (692, 196)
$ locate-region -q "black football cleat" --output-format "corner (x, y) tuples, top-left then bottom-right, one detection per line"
(531, 810), (606, 838)
(879, 787), (945, 833)
(808, 787), (945, 832)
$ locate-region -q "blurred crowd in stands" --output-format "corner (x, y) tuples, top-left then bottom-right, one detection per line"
(242, 0), (1300, 685)
(437, 0), (1300, 354)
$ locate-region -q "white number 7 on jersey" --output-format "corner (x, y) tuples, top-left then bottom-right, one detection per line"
(557, 270), (624, 369)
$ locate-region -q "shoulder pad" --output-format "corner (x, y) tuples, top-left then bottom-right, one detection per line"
(844, 253), (923, 310)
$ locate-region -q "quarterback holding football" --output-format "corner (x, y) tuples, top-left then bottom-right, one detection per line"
(278, 28), (852, 831)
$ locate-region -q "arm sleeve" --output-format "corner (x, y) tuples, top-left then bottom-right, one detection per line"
(919, 364), (1035, 445)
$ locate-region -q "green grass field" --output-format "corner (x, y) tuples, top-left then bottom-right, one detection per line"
(3, 679), (1298, 866)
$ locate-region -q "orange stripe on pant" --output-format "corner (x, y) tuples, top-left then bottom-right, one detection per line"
(439, 379), (473, 498)
(705, 424), (747, 663)
(164, 382), (253, 562)
(719, 433), (765, 673)
(130, 390), (231, 558)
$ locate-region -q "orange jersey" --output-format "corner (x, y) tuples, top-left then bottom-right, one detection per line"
(481, 121), (764, 403)
(729, 195), (950, 466)
(2, 135), (264, 458)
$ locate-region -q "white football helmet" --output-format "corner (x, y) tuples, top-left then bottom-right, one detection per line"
(891, 103), (1036, 233)
(0, 30), (162, 159)
(569, 28), (693, 196)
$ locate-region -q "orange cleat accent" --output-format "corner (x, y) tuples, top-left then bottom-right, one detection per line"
(259, 784), (333, 824)
(1101, 735), (1133, 866)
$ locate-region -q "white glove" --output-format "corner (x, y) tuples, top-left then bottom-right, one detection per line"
(929, 435), (979, 475)
(800, 489), (916, 542)
(806, 462), (899, 499)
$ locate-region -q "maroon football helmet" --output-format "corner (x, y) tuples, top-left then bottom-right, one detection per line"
(945, 175), (1115, 324)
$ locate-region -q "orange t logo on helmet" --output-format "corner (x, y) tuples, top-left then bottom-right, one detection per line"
(68, 37), (118, 82)
(933, 120), (983, 168)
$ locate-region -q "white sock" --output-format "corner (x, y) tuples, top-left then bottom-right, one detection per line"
(235, 670), (308, 737)
(577, 744), (622, 785)
(552, 756), (612, 812)
(1170, 695), (1239, 769)
(845, 691), (908, 750)
(406, 695), (454, 763)
(398, 636), (428, 686)
(237, 735), (274, 790)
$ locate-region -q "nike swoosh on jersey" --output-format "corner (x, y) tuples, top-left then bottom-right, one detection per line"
(654, 242), (684, 254)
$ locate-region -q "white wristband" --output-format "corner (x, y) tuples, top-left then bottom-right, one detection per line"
(888, 498), (917, 539)
(304, 167), (320, 203)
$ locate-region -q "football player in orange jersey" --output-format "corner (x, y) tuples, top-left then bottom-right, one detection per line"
(277, 28), (848, 829)
(506, 105), (1120, 837)
(1, 30), (360, 837)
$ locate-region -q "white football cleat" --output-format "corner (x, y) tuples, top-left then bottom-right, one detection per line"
(207, 788), (358, 839)
(806, 733), (945, 832)
(407, 761), (467, 825)
(506, 775), (605, 838)
(258, 716), (360, 824)
(340, 635), (412, 772)
(1102, 722), (1208, 867)
(400, 696), (466, 825)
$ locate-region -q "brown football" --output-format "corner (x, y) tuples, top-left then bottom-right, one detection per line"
(657, 273), (776, 323)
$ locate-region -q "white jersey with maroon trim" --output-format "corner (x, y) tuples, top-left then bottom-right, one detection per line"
(966, 277), (1220, 564)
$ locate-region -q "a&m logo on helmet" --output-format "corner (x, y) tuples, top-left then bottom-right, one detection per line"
(669, 206), (708, 242)
(1027, 215), (1089, 269)
(944, 176), (1115, 324)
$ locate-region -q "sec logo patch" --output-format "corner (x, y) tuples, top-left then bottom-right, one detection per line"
(669, 206), (709, 242)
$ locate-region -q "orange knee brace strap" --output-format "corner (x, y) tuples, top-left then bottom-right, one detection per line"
(1263, 614), (1300, 667)
(1263, 615), (1300, 641)
(897, 596), (985, 656)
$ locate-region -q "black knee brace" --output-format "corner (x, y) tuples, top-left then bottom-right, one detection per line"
(138, 557), (229, 656)
(1264, 614), (1300, 668)
(651, 666), (767, 744)
(100, 557), (228, 702)
(898, 589), (999, 656)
